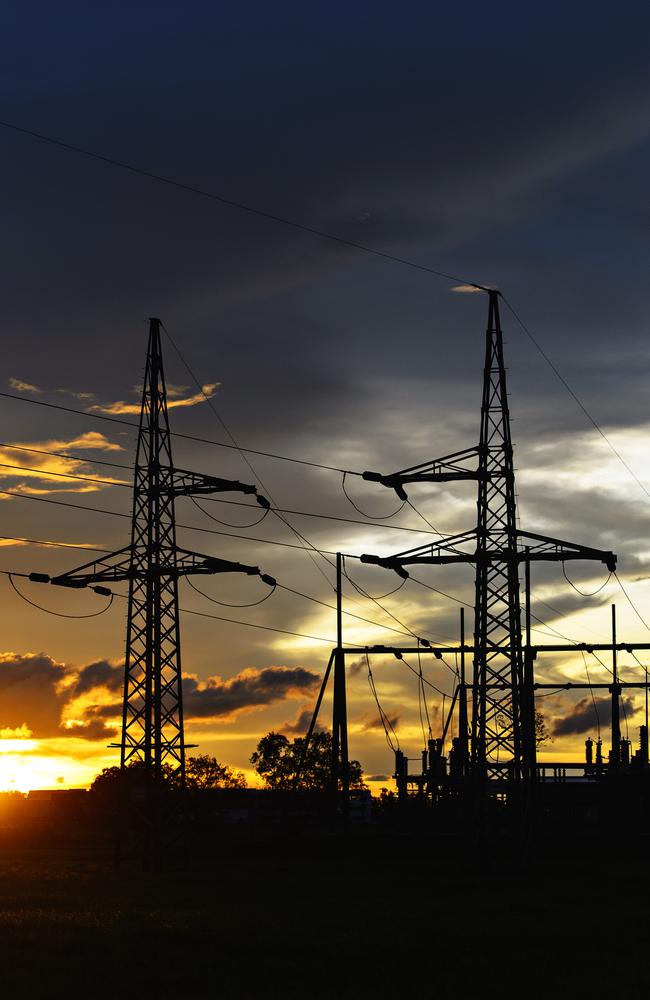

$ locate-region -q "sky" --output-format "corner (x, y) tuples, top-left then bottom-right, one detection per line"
(1, 1), (650, 791)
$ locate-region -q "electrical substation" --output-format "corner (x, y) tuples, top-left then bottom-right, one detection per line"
(6, 291), (650, 859)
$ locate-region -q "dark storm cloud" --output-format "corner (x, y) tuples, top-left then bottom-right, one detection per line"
(71, 659), (122, 696)
(552, 696), (635, 737)
(183, 666), (319, 720)
(0, 652), (66, 737)
(63, 717), (118, 741)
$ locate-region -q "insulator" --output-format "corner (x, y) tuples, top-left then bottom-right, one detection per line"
(28, 572), (50, 583)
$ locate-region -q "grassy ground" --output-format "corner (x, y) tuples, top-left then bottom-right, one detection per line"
(0, 831), (649, 998)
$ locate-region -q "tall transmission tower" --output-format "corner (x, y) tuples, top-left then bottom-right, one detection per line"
(360, 290), (616, 786)
(473, 290), (523, 774)
(32, 318), (275, 859)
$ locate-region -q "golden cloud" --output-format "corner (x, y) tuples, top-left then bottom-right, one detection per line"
(0, 431), (128, 494)
(89, 382), (220, 415)
(8, 377), (41, 393)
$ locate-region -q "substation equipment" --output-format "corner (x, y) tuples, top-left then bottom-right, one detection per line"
(17, 295), (650, 850)
(303, 290), (650, 834)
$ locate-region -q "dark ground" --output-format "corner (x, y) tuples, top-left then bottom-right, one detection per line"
(1, 830), (649, 999)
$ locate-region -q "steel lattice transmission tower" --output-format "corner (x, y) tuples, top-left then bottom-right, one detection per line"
(473, 290), (523, 772)
(32, 318), (275, 820)
(360, 290), (616, 783)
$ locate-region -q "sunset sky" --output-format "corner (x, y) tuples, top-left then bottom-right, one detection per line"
(2, 3), (650, 791)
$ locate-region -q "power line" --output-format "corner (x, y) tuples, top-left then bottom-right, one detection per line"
(277, 582), (433, 642)
(0, 533), (110, 553)
(341, 471), (406, 520)
(0, 440), (132, 472)
(0, 521), (438, 644)
(7, 571), (114, 618)
(0, 443), (439, 536)
(161, 321), (342, 594)
(0, 118), (482, 289)
(562, 563), (612, 598)
(0, 389), (358, 476)
(615, 571), (650, 634)
(161, 321), (441, 650)
(185, 574), (277, 609)
(501, 295), (650, 504)
(0, 460), (128, 488)
(4, 123), (650, 515)
(109, 588), (354, 646)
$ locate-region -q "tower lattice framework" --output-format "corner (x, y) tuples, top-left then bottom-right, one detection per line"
(360, 289), (616, 782)
(122, 318), (186, 781)
(34, 317), (274, 793)
(473, 291), (523, 772)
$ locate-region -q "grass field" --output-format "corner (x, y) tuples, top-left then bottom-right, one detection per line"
(0, 832), (648, 998)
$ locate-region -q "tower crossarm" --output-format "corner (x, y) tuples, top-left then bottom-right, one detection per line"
(27, 546), (133, 589)
(517, 530), (616, 571)
(360, 529), (478, 575)
(174, 546), (275, 583)
(360, 528), (617, 576)
(29, 545), (276, 588)
(170, 467), (270, 507)
(362, 447), (486, 500)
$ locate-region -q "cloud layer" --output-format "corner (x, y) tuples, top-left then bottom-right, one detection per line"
(0, 652), (319, 743)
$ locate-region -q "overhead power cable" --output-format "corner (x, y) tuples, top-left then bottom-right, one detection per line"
(0, 536), (435, 645)
(186, 574), (277, 609)
(106, 588), (365, 646)
(580, 649), (601, 740)
(191, 493), (270, 530)
(161, 321), (438, 647)
(0, 390), (359, 476)
(0, 460), (128, 488)
(161, 321), (353, 595)
(0, 118), (481, 288)
(501, 295), (650, 505)
(366, 652), (400, 753)
(562, 562), (612, 598)
(3, 121), (650, 509)
(0, 440), (132, 472)
(615, 571), (650, 634)
(276, 581), (439, 642)
(0, 464), (438, 537)
(341, 471), (406, 520)
(7, 572), (114, 618)
(0, 533), (110, 553)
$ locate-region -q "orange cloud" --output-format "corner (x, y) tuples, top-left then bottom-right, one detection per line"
(8, 377), (41, 393)
(0, 431), (128, 493)
(89, 382), (219, 415)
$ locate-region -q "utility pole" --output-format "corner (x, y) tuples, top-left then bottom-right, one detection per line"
(332, 552), (350, 828)
(31, 318), (275, 865)
(458, 607), (469, 773)
(610, 604), (620, 769)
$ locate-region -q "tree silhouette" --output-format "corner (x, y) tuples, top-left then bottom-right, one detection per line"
(250, 730), (365, 791)
(185, 755), (246, 790)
